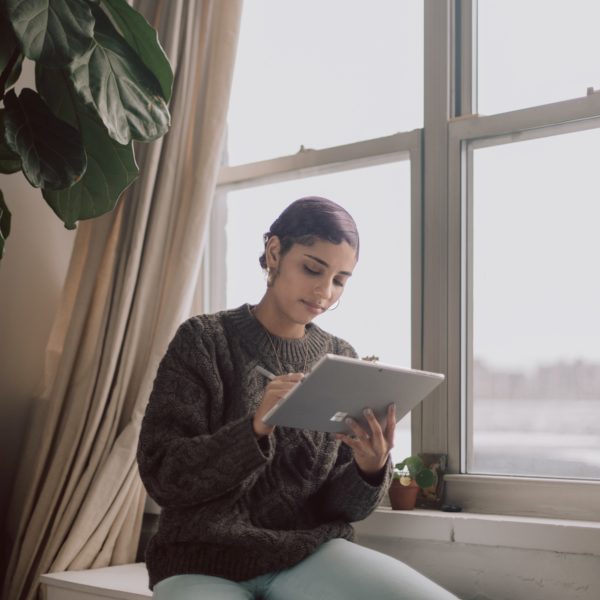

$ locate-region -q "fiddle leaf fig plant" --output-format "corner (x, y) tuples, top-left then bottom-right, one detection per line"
(4, 87), (87, 190)
(0, 0), (173, 258)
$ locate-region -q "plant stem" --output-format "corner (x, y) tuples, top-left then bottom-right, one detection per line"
(0, 46), (21, 102)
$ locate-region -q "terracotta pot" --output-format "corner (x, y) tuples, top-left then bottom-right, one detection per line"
(388, 479), (419, 510)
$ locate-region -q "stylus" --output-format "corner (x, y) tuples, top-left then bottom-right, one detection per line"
(255, 365), (276, 380)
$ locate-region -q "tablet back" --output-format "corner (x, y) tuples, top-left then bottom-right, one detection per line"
(262, 354), (444, 433)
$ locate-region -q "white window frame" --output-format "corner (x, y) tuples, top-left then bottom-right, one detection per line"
(444, 95), (600, 521)
(422, 0), (600, 521)
(208, 133), (424, 399)
(210, 0), (600, 521)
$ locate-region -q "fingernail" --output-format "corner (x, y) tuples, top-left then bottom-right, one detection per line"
(364, 408), (373, 417)
(345, 417), (353, 425)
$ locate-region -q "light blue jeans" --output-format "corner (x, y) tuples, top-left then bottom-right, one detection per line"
(153, 538), (459, 599)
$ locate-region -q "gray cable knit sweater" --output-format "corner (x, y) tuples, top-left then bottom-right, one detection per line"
(137, 304), (392, 588)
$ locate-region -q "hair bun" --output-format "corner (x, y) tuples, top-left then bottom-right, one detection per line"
(258, 196), (359, 269)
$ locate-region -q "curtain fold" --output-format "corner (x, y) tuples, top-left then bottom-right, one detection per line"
(2, 2), (243, 599)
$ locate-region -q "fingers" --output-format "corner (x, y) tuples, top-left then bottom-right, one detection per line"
(274, 372), (304, 382)
(265, 373), (303, 394)
(337, 414), (376, 457)
(253, 373), (303, 438)
(257, 371), (303, 394)
(335, 416), (368, 449)
(357, 405), (396, 444)
(337, 406), (395, 476)
(341, 409), (381, 440)
(343, 415), (370, 442)
(363, 408), (384, 442)
(335, 430), (370, 453)
(385, 403), (396, 447)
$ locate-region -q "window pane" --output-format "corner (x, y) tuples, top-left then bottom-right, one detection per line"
(224, 163), (412, 461)
(227, 1), (423, 165)
(478, 0), (600, 115)
(470, 129), (600, 479)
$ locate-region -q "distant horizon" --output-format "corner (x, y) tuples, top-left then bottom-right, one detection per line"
(474, 355), (600, 373)
(473, 357), (600, 401)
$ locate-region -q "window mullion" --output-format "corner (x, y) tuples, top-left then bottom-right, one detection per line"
(419, 0), (455, 456)
(454, 0), (477, 116)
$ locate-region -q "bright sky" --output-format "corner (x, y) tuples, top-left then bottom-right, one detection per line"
(227, 0), (423, 166)
(473, 130), (600, 370)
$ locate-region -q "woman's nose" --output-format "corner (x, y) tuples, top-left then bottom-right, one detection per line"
(315, 279), (334, 300)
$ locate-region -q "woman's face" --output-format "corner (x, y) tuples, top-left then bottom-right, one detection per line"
(266, 237), (357, 326)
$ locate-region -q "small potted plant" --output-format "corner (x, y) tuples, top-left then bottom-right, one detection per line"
(388, 455), (437, 510)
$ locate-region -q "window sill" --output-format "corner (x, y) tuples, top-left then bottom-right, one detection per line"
(443, 474), (600, 522)
(353, 507), (600, 556)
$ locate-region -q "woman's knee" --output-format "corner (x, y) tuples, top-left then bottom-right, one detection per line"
(153, 574), (253, 600)
(270, 539), (459, 600)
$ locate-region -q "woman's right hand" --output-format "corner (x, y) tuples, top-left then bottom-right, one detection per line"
(253, 373), (304, 437)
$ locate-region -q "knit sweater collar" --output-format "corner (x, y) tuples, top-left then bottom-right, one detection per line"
(226, 303), (331, 367)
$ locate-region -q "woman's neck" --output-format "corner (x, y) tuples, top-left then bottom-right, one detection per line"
(251, 296), (306, 339)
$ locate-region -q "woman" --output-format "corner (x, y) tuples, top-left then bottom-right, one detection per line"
(137, 197), (459, 599)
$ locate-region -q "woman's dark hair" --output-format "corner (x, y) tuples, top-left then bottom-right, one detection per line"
(259, 196), (360, 269)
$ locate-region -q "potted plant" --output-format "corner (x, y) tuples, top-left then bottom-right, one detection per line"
(388, 455), (436, 510)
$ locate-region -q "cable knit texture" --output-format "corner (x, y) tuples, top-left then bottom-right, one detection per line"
(137, 304), (392, 588)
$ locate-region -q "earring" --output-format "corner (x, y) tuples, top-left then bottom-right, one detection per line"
(266, 267), (275, 286)
(328, 300), (340, 311)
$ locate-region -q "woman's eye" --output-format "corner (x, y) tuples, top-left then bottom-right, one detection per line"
(303, 266), (320, 276)
(334, 279), (345, 288)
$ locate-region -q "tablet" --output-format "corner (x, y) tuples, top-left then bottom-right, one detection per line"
(262, 354), (445, 433)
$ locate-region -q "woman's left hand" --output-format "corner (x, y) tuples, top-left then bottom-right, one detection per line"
(336, 403), (396, 476)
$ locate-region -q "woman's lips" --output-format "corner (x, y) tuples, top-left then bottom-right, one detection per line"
(302, 300), (324, 314)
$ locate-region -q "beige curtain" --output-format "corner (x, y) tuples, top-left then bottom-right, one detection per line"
(2, 1), (242, 599)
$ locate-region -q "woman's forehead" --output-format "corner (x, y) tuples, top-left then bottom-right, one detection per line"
(293, 239), (357, 272)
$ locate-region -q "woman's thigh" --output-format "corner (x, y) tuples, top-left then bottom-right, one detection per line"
(153, 574), (254, 600)
(265, 538), (459, 600)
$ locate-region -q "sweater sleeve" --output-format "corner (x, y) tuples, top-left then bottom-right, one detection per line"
(137, 319), (272, 508)
(314, 443), (392, 522)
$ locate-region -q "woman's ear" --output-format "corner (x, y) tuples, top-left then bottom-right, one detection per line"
(265, 236), (281, 270)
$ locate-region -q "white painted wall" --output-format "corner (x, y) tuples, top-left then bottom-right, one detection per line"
(355, 510), (600, 600)
(0, 59), (76, 536)
(359, 537), (599, 600)
(0, 162), (76, 547)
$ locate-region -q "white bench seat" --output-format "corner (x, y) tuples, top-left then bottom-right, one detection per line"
(40, 563), (151, 600)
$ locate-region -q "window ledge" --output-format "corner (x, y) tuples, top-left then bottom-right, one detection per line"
(442, 474), (600, 522)
(353, 507), (600, 556)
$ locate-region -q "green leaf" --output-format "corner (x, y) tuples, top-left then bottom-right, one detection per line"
(0, 12), (23, 92)
(402, 456), (424, 478)
(37, 65), (139, 229)
(6, 0), (95, 66)
(0, 110), (22, 173)
(415, 469), (435, 489)
(69, 7), (170, 145)
(3, 88), (87, 190)
(0, 190), (11, 259)
(100, 0), (173, 101)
